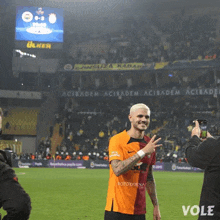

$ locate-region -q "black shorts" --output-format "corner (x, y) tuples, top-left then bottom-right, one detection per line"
(104, 210), (146, 220)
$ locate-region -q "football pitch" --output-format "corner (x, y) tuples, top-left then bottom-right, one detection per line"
(0, 168), (204, 220)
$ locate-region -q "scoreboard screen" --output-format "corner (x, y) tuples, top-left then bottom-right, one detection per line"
(15, 6), (64, 43)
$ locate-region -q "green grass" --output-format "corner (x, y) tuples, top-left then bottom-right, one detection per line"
(0, 168), (204, 220)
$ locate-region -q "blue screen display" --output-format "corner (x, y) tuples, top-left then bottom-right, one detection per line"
(15, 6), (64, 43)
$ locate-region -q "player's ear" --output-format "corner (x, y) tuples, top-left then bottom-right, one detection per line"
(128, 114), (132, 122)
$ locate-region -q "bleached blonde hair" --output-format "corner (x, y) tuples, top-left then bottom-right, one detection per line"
(129, 103), (150, 115)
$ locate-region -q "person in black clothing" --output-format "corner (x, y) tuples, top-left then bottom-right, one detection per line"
(185, 120), (220, 219)
(0, 150), (31, 220)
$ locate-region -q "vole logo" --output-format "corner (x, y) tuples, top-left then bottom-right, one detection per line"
(182, 205), (215, 216)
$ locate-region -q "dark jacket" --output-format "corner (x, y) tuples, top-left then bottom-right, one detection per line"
(185, 135), (220, 219)
(0, 153), (16, 181)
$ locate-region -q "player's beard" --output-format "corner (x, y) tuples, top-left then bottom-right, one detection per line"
(134, 121), (149, 131)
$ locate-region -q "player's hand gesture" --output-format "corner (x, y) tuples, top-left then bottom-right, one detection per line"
(142, 135), (162, 154)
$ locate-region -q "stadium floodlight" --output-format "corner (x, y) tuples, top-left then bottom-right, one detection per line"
(15, 49), (37, 58)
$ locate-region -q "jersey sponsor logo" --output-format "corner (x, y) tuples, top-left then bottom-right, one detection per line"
(118, 181), (146, 188)
(109, 151), (120, 158)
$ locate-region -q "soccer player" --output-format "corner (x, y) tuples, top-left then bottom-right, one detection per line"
(105, 103), (161, 220)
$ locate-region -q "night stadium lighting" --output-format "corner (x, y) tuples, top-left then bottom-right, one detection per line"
(15, 49), (36, 58)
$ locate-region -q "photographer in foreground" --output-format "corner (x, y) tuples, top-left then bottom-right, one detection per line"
(0, 108), (31, 219)
(185, 120), (220, 219)
(0, 150), (31, 220)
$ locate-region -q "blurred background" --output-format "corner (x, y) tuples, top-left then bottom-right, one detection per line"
(1, 0), (220, 164)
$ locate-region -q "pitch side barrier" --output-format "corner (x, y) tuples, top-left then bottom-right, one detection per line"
(12, 160), (203, 172)
(12, 159), (109, 169)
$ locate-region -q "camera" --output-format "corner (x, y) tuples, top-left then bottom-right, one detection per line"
(0, 149), (13, 167)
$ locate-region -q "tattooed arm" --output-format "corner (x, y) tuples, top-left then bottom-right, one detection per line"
(111, 135), (162, 177)
(146, 165), (161, 220)
(111, 154), (141, 177)
(146, 165), (159, 206)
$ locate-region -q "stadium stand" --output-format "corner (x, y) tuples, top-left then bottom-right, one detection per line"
(1, 0), (220, 163)
(50, 123), (65, 156)
(2, 107), (40, 135)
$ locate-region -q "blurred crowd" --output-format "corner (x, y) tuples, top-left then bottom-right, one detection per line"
(31, 92), (220, 163)
(67, 14), (219, 66)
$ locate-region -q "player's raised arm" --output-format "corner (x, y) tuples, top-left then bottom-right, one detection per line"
(111, 135), (162, 177)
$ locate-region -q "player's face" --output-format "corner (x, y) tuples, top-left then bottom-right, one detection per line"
(129, 108), (150, 131)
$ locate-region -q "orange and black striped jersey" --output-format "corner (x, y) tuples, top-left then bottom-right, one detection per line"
(105, 130), (156, 215)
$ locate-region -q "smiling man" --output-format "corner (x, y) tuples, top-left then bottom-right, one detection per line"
(104, 103), (162, 220)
